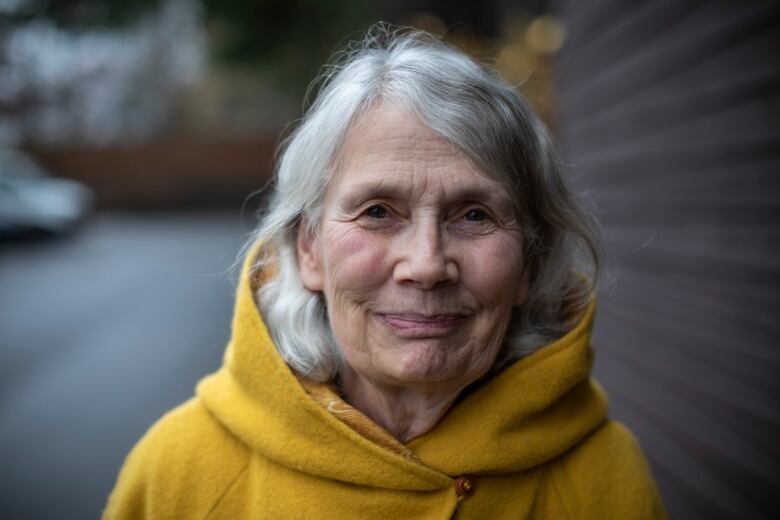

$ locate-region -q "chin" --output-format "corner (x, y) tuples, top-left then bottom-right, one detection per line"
(382, 343), (477, 386)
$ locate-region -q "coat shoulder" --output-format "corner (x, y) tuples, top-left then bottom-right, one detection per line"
(103, 397), (250, 520)
(546, 420), (667, 519)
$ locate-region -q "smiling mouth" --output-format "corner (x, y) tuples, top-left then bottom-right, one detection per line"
(377, 313), (467, 337)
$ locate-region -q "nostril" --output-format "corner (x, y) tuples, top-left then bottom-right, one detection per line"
(397, 250), (458, 289)
(392, 221), (458, 288)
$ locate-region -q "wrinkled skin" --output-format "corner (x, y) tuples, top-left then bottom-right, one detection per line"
(297, 102), (528, 441)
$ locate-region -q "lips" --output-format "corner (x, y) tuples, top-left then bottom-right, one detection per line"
(377, 313), (467, 337)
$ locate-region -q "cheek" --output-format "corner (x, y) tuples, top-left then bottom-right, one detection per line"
(461, 235), (525, 302)
(321, 227), (390, 296)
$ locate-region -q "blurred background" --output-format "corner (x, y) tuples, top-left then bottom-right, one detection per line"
(0, 0), (777, 518)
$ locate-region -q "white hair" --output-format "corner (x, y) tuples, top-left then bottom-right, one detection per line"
(248, 24), (601, 383)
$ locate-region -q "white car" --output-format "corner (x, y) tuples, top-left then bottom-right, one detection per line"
(0, 149), (94, 238)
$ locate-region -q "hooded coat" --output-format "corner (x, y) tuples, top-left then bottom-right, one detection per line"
(103, 250), (666, 519)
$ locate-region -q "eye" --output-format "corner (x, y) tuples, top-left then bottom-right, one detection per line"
(464, 208), (488, 222)
(363, 205), (390, 219)
(450, 206), (496, 235)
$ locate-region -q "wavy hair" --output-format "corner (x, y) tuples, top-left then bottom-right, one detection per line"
(248, 24), (601, 382)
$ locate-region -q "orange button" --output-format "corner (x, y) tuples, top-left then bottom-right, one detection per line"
(455, 474), (475, 496)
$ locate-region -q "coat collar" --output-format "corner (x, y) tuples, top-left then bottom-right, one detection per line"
(197, 243), (607, 489)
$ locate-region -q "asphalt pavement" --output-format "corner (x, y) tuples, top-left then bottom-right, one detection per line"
(0, 212), (249, 519)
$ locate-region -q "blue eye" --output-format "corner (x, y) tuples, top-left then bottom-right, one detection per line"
(364, 205), (389, 219)
(464, 208), (487, 221)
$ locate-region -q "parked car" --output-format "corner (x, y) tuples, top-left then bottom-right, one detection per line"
(0, 149), (94, 238)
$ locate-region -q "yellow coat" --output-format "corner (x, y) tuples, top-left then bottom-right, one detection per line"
(103, 251), (666, 519)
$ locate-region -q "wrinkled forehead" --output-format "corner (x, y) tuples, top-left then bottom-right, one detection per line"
(330, 102), (509, 202)
(338, 102), (457, 164)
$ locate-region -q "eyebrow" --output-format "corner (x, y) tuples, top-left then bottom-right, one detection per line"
(338, 180), (514, 211)
(339, 183), (405, 210)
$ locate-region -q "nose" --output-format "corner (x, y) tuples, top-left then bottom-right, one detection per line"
(393, 218), (459, 289)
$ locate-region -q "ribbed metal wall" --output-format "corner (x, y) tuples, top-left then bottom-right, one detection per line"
(556, 1), (779, 518)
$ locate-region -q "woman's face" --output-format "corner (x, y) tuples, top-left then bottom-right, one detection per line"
(297, 103), (529, 393)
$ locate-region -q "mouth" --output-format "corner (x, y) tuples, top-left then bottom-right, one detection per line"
(376, 312), (468, 337)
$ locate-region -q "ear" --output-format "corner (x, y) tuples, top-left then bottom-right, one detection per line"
(514, 264), (530, 306)
(296, 220), (324, 292)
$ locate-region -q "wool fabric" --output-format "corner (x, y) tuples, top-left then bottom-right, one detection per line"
(103, 248), (666, 519)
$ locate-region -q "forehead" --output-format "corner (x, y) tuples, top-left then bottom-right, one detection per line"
(332, 103), (506, 200)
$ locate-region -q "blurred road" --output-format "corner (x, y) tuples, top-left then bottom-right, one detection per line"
(0, 212), (249, 519)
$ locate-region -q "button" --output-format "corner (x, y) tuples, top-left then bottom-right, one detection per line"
(455, 474), (475, 496)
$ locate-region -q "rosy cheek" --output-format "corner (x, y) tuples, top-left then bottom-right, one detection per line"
(461, 236), (524, 299)
(325, 227), (390, 290)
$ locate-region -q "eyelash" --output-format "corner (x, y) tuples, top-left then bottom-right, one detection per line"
(463, 208), (488, 222)
(362, 205), (390, 219)
(359, 204), (494, 228)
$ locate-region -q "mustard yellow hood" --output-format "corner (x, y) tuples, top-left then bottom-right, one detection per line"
(196, 247), (608, 490)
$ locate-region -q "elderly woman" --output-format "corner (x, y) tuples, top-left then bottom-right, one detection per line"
(104, 27), (665, 519)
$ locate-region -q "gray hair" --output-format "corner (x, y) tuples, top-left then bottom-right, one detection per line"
(249, 24), (601, 383)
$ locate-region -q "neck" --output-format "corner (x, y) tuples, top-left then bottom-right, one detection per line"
(339, 369), (463, 443)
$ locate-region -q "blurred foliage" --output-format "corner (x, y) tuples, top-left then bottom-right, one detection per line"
(11, 0), (375, 96)
(5, 0), (562, 137)
(203, 0), (369, 63)
(11, 0), (164, 27)
(202, 0), (374, 93)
